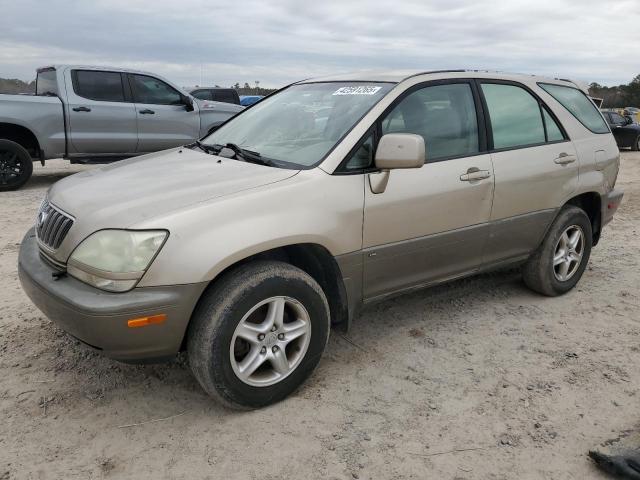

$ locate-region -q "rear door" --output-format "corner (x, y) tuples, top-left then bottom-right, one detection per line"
(609, 112), (635, 147)
(128, 74), (200, 152)
(361, 81), (494, 299)
(66, 69), (138, 154)
(478, 81), (578, 265)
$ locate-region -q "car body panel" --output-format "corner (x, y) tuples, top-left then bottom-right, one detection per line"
(46, 148), (299, 262)
(18, 69), (624, 361)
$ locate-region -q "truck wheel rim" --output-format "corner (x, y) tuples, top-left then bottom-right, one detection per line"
(230, 296), (311, 387)
(553, 225), (584, 282)
(0, 150), (23, 185)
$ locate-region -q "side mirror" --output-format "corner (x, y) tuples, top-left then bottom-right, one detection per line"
(183, 95), (195, 112)
(375, 133), (425, 170)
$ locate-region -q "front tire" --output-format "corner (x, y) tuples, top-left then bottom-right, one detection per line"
(187, 261), (330, 409)
(522, 206), (592, 296)
(0, 140), (33, 191)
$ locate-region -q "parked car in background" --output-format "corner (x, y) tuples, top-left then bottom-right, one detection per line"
(0, 65), (244, 190)
(189, 87), (241, 105)
(240, 95), (264, 106)
(19, 70), (622, 408)
(602, 110), (640, 150)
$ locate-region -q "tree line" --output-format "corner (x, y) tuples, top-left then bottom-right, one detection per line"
(589, 74), (640, 108)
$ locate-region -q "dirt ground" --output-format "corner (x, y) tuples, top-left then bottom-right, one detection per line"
(1, 153), (639, 480)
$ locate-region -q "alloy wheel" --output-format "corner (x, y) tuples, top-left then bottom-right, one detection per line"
(552, 225), (585, 282)
(0, 149), (23, 186)
(230, 296), (311, 387)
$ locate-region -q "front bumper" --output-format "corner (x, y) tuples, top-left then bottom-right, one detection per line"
(18, 228), (207, 362)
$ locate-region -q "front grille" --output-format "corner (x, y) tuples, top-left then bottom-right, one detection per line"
(36, 200), (74, 250)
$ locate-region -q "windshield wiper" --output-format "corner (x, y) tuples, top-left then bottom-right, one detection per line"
(191, 140), (219, 155)
(190, 141), (276, 167)
(214, 143), (275, 167)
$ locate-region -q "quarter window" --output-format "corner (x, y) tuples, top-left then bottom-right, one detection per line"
(73, 70), (125, 102)
(542, 108), (565, 142)
(481, 83), (545, 149)
(130, 74), (183, 105)
(381, 83), (479, 161)
(344, 133), (374, 171)
(538, 83), (609, 134)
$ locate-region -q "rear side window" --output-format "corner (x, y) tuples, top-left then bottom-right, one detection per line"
(36, 69), (58, 96)
(381, 83), (480, 161)
(130, 74), (183, 105)
(73, 70), (125, 102)
(481, 83), (545, 149)
(538, 83), (609, 134)
(212, 90), (239, 104)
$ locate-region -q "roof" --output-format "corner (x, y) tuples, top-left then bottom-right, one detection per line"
(300, 69), (589, 93)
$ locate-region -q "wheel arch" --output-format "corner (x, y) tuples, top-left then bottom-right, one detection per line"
(564, 191), (602, 245)
(180, 242), (351, 351)
(0, 123), (42, 161)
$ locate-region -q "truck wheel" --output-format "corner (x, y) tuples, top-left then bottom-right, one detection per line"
(0, 140), (33, 191)
(522, 206), (592, 296)
(187, 260), (330, 409)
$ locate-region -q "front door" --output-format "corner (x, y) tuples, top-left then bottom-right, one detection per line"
(128, 74), (201, 153)
(362, 81), (494, 300)
(66, 69), (138, 154)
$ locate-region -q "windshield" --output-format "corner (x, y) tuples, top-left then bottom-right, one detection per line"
(202, 82), (394, 168)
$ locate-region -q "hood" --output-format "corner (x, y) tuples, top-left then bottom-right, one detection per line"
(48, 148), (298, 228)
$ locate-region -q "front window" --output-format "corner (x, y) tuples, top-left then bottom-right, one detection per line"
(202, 82), (394, 168)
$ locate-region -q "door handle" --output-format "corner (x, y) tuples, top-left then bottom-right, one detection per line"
(139, 109), (155, 115)
(554, 152), (576, 165)
(72, 106), (91, 112)
(460, 167), (491, 182)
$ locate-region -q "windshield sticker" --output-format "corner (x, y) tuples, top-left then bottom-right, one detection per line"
(333, 86), (382, 96)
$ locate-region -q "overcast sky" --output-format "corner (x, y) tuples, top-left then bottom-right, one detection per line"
(1, 0), (638, 88)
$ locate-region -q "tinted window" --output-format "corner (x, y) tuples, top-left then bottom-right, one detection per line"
(36, 69), (58, 96)
(542, 108), (565, 142)
(539, 83), (609, 134)
(131, 75), (182, 105)
(610, 112), (626, 125)
(212, 90), (239, 104)
(381, 83), (479, 160)
(74, 70), (125, 102)
(192, 90), (211, 100)
(481, 83), (545, 149)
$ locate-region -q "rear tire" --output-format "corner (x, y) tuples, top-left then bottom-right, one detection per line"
(522, 206), (592, 296)
(187, 260), (330, 409)
(0, 140), (33, 191)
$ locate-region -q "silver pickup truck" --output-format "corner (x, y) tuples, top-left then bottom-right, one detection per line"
(0, 65), (243, 190)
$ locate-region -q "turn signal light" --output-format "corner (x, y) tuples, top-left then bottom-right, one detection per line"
(127, 314), (167, 328)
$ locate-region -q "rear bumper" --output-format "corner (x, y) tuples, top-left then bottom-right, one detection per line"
(18, 228), (207, 362)
(602, 189), (624, 227)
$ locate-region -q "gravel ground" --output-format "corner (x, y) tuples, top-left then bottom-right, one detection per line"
(1, 153), (639, 480)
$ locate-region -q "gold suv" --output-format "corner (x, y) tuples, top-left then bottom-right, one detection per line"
(19, 70), (623, 408)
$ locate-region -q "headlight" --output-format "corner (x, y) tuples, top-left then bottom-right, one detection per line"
(67, 230), (168, 292)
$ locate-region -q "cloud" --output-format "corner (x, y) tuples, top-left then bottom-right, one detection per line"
(0, 0), (638, 87)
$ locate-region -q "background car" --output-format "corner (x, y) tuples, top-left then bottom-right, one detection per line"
(602, 110), (640, 150)
(189, 87), (241, 105)
(240, 95), (264, 106)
